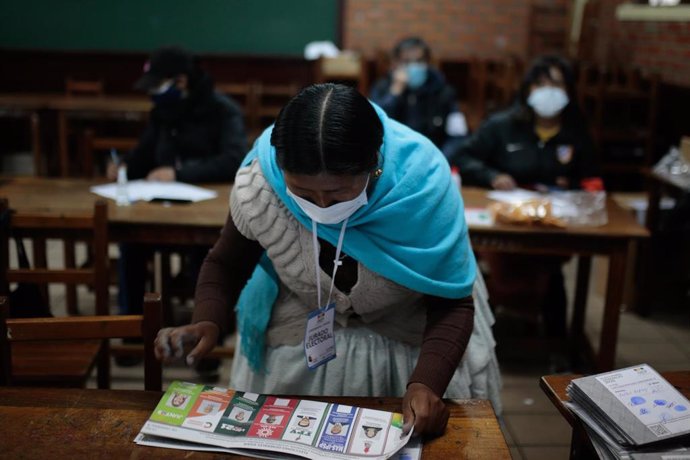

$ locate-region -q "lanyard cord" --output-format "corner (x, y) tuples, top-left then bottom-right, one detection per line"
(312, 218), (348, 310)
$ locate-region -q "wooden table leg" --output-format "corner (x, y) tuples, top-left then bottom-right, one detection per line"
(597, 245), (629, 371)
(570, 255), (592, 341)
(57, 111), (69, 177)
(30, 112), (43, 176)
(570, 255), (591, 368)
(63, 239), (78, 315)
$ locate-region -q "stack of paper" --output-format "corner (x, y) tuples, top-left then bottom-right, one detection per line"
(135, 381), (420, 460)
(566, 364), (690, 459)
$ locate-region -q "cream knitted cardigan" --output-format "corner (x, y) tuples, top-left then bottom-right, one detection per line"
(230, 159), (427, 348)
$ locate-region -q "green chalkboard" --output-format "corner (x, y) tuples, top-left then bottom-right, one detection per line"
(0, 0), (340, 56)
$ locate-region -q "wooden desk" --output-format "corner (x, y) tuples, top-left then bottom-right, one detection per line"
(0, 387), (510, 459)
(0, 177), (228, 246)
(0, 93), (151, 176)
(462, 188), (648, 371)
(0, 178), (649, 370)
(540, 372), (690, 458)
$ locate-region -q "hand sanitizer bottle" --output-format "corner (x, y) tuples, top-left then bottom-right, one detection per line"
(116, 165), (130, 206)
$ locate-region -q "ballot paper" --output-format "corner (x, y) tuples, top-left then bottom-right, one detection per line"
(566, 364), (690, 459)
(135, 381), (416, 460)
(90, 180), (217, 203)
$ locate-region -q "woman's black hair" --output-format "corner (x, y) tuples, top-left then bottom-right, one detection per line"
(515, 55), (581, 122)
(392, 36), (431, 61)
(271, 83), (383, 175)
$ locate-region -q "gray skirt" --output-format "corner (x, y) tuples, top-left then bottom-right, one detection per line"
(230, 273), (502, 414)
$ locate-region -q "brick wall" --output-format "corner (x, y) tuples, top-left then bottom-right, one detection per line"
(591, 0), (690, 87)
(344, 0), (535, 60)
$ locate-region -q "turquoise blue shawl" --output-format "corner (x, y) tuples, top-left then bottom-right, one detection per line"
(236, 104), (477, 371)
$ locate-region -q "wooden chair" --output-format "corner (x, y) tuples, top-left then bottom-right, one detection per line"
(65, 77), (104, 97)
(216, 81), (260, 137)
(254, 82), (300, 136)
(315, 54), (368, 95)
(465, 57), (522, 130)
(0, 199), (111, 388)
(79, 128), (139, 177)
(577, 63), (659, 189)
(0, 293), (163, 391)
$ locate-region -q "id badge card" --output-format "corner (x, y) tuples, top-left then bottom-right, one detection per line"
(304, 303), (336, 370)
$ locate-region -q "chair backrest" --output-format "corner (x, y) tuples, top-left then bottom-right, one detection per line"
(0, 198), (111, 388)
(80, 129), (139, 177)
(0, 198), (109, 316)
(254, 82), (300, 135)
(0, 293), (163, 390)
(65, 77), (104, 96)
(467, 57), (523, 120)
(315, 54), (368, 95)
(216, 82), (260, 136)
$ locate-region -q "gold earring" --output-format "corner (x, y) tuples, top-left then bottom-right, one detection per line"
(373, 168), (383, 178)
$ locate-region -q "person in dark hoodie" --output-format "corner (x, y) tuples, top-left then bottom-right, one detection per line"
(107, 45), (247, 182)
(370, 37), (468, 159)
(110, 46), (247, 374)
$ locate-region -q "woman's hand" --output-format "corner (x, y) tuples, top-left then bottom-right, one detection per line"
(401, 382), (450, 437)
(106, 161), (118, 181)
(147, 166), (176, 182)
(491, 173), (517, 190)
(154, 321), (219, 366)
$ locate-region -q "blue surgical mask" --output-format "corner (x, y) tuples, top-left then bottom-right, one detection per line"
(150, 80), (183, 106)
(406, 63), (428, 89)
(527, 87), (569, 118)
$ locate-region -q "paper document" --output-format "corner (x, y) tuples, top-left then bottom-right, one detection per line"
(90, 180), (218, 203)
(464, 208), (494, 226)
(568, 364), (690, 447)
(136, 381), (415, 460)
(486, 189), (542, 204)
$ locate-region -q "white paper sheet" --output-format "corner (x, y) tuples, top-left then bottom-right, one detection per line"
(486, 189), (542, 204)
(90, 180), (218, 203)
(464, 208), (494, 226)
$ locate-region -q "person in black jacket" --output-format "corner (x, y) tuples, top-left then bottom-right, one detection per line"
(451, 55), (602, 192)
(451, 56), (604, 372)
(107, 46), (246, 183)
(111, 46), (247, 374)
(370, 37), (468, 159)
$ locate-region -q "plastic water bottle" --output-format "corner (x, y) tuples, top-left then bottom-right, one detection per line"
(451, 166), (462, 190)
(116, 165), (130, 206)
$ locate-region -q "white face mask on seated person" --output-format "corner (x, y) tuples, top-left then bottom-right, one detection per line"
(527, 86), (569, 118)
(285, 175), (369, 225)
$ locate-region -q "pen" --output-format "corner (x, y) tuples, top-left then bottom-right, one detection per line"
(110, 148), (119, 166)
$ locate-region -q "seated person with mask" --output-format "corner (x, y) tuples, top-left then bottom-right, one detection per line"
(370, 37), (468, 159)
(109, 46), (247, 375)
(450, 55), (603, 372)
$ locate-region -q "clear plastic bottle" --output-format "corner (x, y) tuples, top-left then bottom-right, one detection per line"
(116, 165), (130, 206)
(451, 166), (462, 190)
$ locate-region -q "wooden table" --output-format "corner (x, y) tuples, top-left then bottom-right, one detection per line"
(462, 188), (649, 371)
(0, 93), (151, 176)
(0, 387), (510, 459)
(0, 176), (229, 246)
(0, 178), (649, 370)
(540, 371), (690, 458)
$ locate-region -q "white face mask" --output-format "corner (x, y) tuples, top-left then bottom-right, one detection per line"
(527, 86), (569, 118)
(286, 177), (369, 225)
